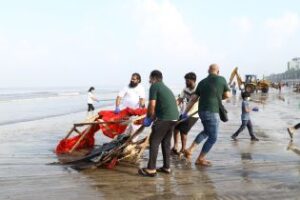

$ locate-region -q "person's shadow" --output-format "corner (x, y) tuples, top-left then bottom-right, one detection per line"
(232, 141), (256, 183)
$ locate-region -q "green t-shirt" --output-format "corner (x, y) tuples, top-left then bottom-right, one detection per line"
(149, 81), (179, 120)
(195, 74), (230, 113)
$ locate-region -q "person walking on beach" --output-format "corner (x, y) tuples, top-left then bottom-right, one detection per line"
(171, 72), (199, 155)
(278, 82), (282, 94)
(87, 87), (99, 117)
(287, 123), (300, 140)
(138, 70), (179, 177)
(231, 91), (259, 141)
(114, 73), (145, 113)
(182, 64), (231, 166)
(230, 81), (237, 96)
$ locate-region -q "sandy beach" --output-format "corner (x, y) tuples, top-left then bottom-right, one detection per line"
(1, 88), (300, 200)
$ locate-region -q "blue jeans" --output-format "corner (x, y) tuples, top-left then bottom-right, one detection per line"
(194, 111), (219, 154)
(232, 120), (255, 138)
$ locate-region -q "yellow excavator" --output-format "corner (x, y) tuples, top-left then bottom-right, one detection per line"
(229, 67), (270, 93)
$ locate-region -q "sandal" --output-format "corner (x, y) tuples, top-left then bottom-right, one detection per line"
(157, 167), (171, 174)
(138, 168), (157, 177)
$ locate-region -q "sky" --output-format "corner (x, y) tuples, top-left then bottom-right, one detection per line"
(0, 0), (300, 88)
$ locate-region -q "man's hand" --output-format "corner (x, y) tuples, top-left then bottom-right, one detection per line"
(114, 106), (121, 114)
(179, 112), (188, 120)
(143, 117), (153, 127)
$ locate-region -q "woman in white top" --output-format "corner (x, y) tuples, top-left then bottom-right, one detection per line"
(87, 86), (99, 117)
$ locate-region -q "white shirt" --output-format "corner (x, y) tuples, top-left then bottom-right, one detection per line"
(179, 87), (199, 118)
(87, 92), (97, 104)
(118, 84), (145, 109)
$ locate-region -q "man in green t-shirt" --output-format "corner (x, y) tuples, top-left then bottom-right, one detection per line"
(138, 70), (179, 177)
(182, 64), (231, 166)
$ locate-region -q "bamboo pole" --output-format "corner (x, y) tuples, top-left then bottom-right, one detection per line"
(74, 120), (127, 127)
(73, 127), (82, 135)
(120, 115), (146, 125)
(134, 136), (149, 163)
(69, 125), (93, 153)
(74, 115), (145, 127)
(95, 125), (146, 167)
(64, 126), (75, 140)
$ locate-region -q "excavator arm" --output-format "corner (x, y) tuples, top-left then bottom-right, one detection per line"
(228, 67), (244, 90)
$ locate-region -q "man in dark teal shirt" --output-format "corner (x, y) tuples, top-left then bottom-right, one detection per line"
(138, 70), (179, 177)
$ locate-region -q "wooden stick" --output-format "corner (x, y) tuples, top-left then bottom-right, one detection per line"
(64, 126), (75, 140)
(84, 114), (99, 123)
(176, 111), (198, 124)
(134, 136), (150, 163)
(120, 115), (146, 125)
(74, 120), (127, 127)
(73, 127), (82, 135)
(95, 125), (146, 167)
(69, 125), (93, 153)
(74, 115), (146, 127)
(69, 115), (146, 154)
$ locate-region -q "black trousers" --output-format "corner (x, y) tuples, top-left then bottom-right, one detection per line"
(147, 120), (177, 170)
(233, 120), (255, 138)
(87, 103), (95, 111)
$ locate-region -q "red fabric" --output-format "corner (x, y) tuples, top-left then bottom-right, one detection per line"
(98, 107), (146, 138)
(105, 157), (118, 169)
(56, 124), (99, 154)
(55, 107), (146, 154)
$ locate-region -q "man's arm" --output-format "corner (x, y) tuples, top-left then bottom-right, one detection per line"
(222, 77), (231, 99)
(176, 97), (184, 106)
(116, 87), (128, 108)
(222, 91), (231, 100)
(184, 94), (199, 114)
(138, 86), (146, 108)
(177, 90), (185, 106)
(146, 100), (156, 119)
(115, 96), (122, 107)
(139, 98), (145, 108)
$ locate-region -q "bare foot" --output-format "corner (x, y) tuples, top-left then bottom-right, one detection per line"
(183, 150), (192, 161)
(195, 159), (212, 166)
(179, 149), (186, 154)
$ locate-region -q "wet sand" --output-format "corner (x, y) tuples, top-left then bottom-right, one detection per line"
(1, 89), (300, 200)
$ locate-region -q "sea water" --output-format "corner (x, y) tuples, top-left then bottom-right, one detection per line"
(0, 87), (118, 126)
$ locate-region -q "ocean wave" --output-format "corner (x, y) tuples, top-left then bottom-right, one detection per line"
(0, 102), (114, 126)
(57, 92), (81, 96)
(0, 91), (85, 102)
(0, 88), (118, 102)
(0, 92), (58, 101)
